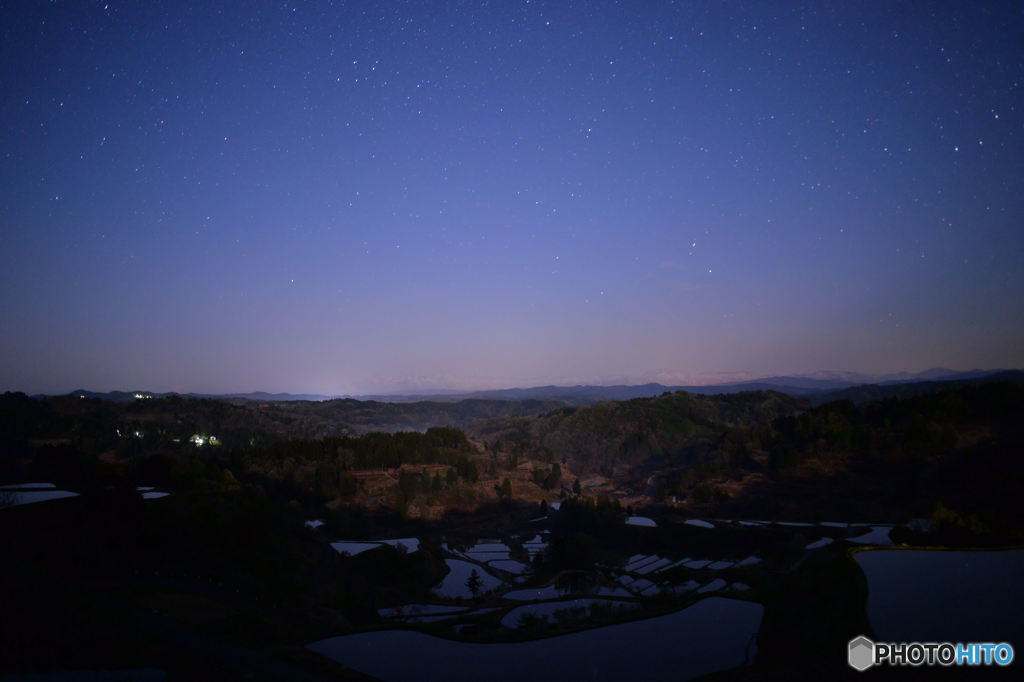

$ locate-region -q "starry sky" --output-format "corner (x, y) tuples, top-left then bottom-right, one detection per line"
(2, 1), (1022, 395)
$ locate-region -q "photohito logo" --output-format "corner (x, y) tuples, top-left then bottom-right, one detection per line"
(848, 636), (1014, 670)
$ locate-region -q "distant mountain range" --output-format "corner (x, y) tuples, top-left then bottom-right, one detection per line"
(357, 368), (1013, 405)
(46, 368), (1016, 405)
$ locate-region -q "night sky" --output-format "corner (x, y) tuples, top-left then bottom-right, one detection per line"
(2, 1), (1022, 395)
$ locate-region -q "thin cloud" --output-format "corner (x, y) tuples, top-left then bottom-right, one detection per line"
(664, 279), (703, 292)
(659, 261), (686, 270)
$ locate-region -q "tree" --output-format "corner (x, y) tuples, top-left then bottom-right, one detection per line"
(543, 462), (562, 490)
(466, 569), (483, 596)
(454, 455), (478, 482)
(398, 470), (418, 499)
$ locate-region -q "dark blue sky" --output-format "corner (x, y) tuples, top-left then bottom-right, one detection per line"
(2, 1), (1022, 394)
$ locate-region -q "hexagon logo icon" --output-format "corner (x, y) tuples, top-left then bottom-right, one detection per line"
(848, 635), (875, 671)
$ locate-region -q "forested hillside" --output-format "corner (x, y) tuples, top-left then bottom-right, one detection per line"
(464, 390), (809, 478)
(3, 382), (1023, 538)
(256, 396), (565, 433)
(680, 382), (1024, 537)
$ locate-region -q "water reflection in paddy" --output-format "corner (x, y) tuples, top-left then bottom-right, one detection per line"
(487, 559), (529, 574)
(857, 549), (1024, 644)
(309, 597), (763, 682)
(1, 489), (79, 507)
(432, 559), (505, 598)
(331, 537), (421, 557)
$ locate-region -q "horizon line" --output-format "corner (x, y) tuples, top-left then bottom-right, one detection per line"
(13, 366), (1015, 400)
